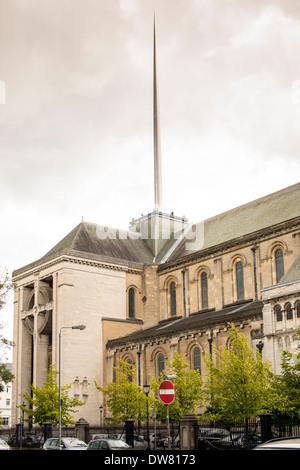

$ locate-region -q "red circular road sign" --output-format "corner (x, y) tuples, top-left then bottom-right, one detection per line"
(158, 380), (175, 405)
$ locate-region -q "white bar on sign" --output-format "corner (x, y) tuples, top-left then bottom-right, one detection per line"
(159, 389), (175, 395)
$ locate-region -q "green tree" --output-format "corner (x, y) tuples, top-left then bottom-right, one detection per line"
(19, 365), (84, 426)
(95, 359), (150, 424)
(0, 268), (14, 393)
(204, 323), (280, 424)
(272, 326), (300, 423)
(151, 351), (204, 424)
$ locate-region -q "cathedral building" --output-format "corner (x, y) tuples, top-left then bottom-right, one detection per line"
(11, 183), (300, 426)
(11, 22), (300, 426)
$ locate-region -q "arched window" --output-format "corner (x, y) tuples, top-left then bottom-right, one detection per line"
(157, 354), (165, 377)
(126, 359), (133, 382)
(275, 304), (283, 322)
(275, 248), (284, 283)
(286, 303), (293, 320)
(236, 261), (244, 300)
(128, 287), (135, 318)
(193, 347), (201, 374)
(170, 281), (177, 316)
(296, 301), (300, 318)
(201, 272), (208, 309)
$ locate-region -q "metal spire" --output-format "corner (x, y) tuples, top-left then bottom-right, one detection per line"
(153, 15), (162, 210)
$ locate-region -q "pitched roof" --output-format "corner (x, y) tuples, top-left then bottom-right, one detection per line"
(106, 300), (263, 348)
(165, 182), (300, 262)
(13, 221), (154, 276)
(278, 255), (300, 285)
(13, 183), (300, 277)
(43, 221), (154, 265)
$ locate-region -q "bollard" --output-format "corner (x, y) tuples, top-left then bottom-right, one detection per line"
(260, 413), (273, 443)
(43, 422), (53, 442)
(125, 419), (135, 448)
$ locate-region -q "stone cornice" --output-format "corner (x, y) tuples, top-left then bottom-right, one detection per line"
(106, 301), (263, 349)
(12, 248), (144, 282)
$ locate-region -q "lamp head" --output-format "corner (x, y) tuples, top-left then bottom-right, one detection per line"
(72, 325), (86, 330)
(143, 381), (150, 395)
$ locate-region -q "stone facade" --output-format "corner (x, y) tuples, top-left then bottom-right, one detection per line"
(262, 257), (300, 374)
(11, 183), (300, 426)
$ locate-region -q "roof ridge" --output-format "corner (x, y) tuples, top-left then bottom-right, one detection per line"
(43, 222), (84, 257)
(196, 181), (300, 227)
(166, 182), (300, 262)
(72, 221), (87, 248)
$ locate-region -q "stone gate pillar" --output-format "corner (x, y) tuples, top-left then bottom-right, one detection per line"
(75, 417), (89, 443)
(180, 414), (198, 450)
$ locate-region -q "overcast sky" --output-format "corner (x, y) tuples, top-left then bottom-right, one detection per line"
(1, 0), (300, 339)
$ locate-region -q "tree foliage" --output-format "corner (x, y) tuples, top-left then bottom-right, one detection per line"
(95, 359), (149, 424)
(97, 354), (203, 425)
(0, 268), (14, 392)
(0, 268), (14, 313)
(272, 326), (300, 422)
(0, 363), (14, 394)
(150, 351), (204, 424)
(19, 365), (84, 426)
(204, 323), (282, 423)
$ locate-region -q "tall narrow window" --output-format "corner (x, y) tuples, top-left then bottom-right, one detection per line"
(275, 304), (283, 322)
(296, 301), (300, 319)
(201, 272), (208, 309)
(236, 261), (244, 300)
(157, 354), (165, 377)
(286, 303), (293, 320)
(193, 347), (201, 374)
(126, 359), (133, 382)
(275, 249), (284, 283)
(170, 281), (176, 316)
(128, 288), (135, 318)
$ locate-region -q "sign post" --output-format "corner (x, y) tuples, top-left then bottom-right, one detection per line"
(158, 380), (175, 450)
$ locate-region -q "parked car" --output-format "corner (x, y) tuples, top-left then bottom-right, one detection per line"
(132, 435), (148, 450)
(115, 433), (148, 450)
(87, 438), (132, 450)
(213, 433), (261, 450)
(43, 437), (87, 450)
(8, 434), (41, 448)
(198, 427), (232, 450)
(253, 437), (300, 450)
(161, 434), (180, 448)
(199, 427), (231, 441)
(149, 432), (163, 447)
(89, 433), (118, 441)
(0, 438), (11, 450)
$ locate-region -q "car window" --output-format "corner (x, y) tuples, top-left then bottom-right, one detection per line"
(51, 439), (59, 447)
(62, 438), (86, 447)
(107, 439), (129, 448)
(99, 440), (109, 449)
(90, 440), (99, 449)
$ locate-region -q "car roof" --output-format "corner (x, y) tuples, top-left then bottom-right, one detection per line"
(255, 437), (300, 449)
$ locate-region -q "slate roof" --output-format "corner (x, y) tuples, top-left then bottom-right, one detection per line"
(13, 183), (300, 277)
(278, 255), (300, 285)
(44, 221), (154, 265)
(166, 182), (300, 262)
(13, 221), (154, 276)
(106, 300), (263, 348)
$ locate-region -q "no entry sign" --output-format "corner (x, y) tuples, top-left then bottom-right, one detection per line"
(158, 380), (175, 405)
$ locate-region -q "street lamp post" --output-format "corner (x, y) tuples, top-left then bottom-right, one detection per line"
(19, 401), (25, 451)
(58, 324), (86, 450)
(143, 381), (150, 450)
(99, 405), (103, 431)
